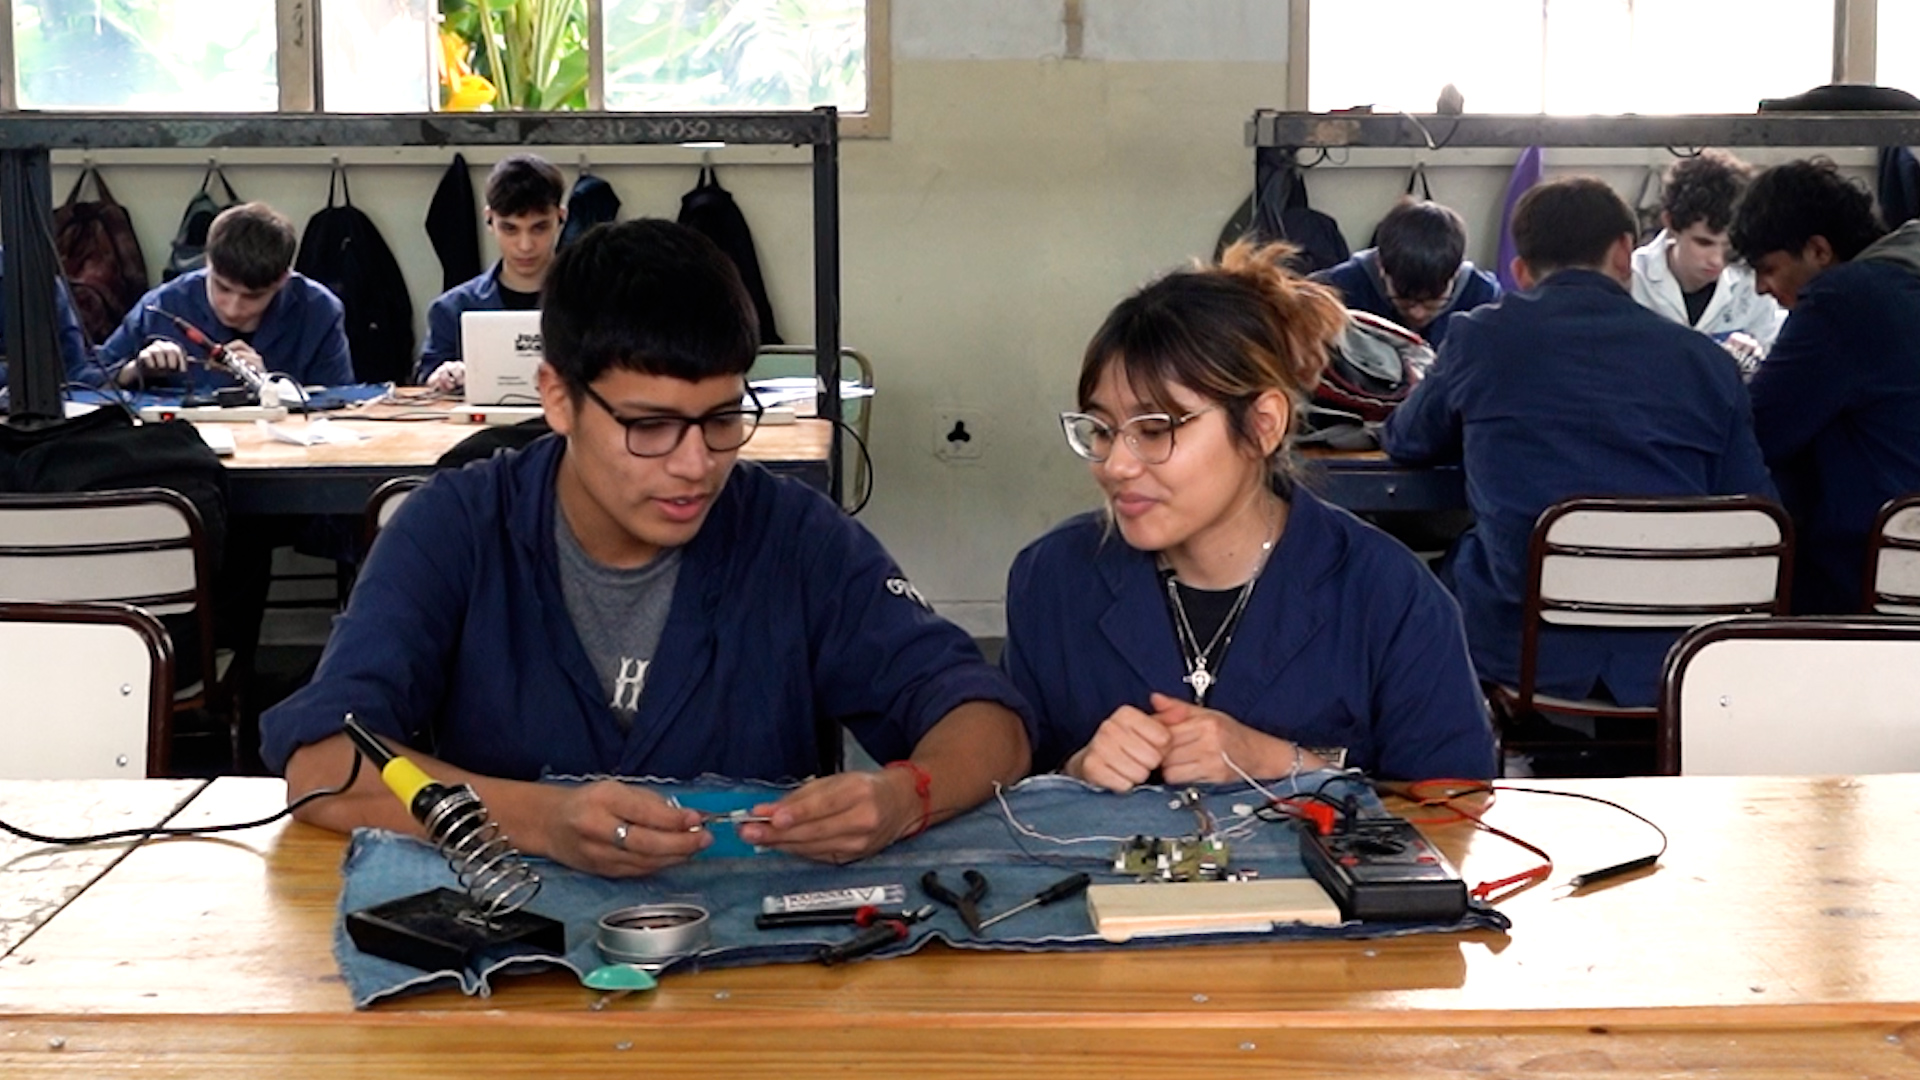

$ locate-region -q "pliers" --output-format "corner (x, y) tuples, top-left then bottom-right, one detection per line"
(920, 869), (989, 934)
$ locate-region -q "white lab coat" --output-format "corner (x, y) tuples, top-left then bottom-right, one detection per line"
(1631, 229), (1784, 348)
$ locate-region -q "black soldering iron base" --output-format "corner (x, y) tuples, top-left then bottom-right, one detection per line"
(346, 887), (565, 973)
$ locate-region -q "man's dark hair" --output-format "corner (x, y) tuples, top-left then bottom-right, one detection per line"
(542, 218), (759, 393)
(1375, 198), (1467, 300)
(485, 154), (565, 218)
(1511, 177), (1636, 277)
(205, 202), (297, 289)
(1662, 149), (1751, 233)
(1730, 157), (1886, 265)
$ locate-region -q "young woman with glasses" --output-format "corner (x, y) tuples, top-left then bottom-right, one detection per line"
(1001, 241), (1496, 790)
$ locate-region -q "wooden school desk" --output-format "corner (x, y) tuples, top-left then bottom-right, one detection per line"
(207, 406), (835, 516)
(4, 774), (1919, 1077)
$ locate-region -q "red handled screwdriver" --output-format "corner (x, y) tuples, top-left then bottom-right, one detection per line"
(975, 872), (1092, 931)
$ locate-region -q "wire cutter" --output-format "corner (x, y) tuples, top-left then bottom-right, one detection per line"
(920, 869), (989, 934)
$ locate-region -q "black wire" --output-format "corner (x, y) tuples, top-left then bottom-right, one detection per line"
(0, 753), (363, 847)
(1492, 783), (1670, 861)
(831, 415), (875, 515)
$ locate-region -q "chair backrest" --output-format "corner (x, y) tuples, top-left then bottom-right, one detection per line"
(0, 601), (173, 777)
(1863, 494), (1920, 615)
(364, 475), (428, 544)
(0, 488), (210, 707)
(1658, 615), (1920, 775)
(1514, 495), (1793, 701)
(750, 344), (875, 506)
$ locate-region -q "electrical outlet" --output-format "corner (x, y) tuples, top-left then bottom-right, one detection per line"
(932, 408), (985, 463)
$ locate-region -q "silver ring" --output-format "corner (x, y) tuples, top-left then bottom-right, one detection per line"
(613, 822), (630, 850)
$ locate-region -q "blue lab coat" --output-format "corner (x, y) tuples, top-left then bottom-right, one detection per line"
(0, 263), (93, 389)
(1382, 269), (1777, 706)
(260, 436), (1033, 780)
(1002, 488), (1496, 780)
(96, 269), (351, 392)
(414, 262), (508, 383)
(1311, 248), (1501, 350)
(1748, 222), (1920, 614)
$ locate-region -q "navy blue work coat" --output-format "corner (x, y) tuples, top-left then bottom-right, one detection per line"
(414, 262), (507, 383)
(1382, 269), (1777, 706)
(1002, 489), (1496, 781)
(96, 269), (351, 391)
(261, 437), (1033, 781)
(1749, 248), (1920, 614)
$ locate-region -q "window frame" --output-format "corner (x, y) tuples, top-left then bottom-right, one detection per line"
(0, 0), (889, 137)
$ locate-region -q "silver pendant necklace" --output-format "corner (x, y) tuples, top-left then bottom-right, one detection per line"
(1164, 523), (1278, 707)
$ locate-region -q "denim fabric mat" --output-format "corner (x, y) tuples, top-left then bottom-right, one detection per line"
(335, 772), (1510, 1007)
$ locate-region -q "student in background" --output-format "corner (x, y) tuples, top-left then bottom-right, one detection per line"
(97, 203), (350, 391)
(1311, 198), (1500, 349)
(415, 154), (566, 390)
(1730, 157), (1920, 614)
(1383, 177), (1775, 709)
(265, 220), (1031, 875)
(1630, 149), (1781, 367)
(1003, 241), (1495, 790)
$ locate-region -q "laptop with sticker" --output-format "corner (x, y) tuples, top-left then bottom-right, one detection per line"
(457, 310), (546, 423)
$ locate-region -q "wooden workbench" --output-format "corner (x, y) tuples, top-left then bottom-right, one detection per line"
(4, 774), (1919, 1076)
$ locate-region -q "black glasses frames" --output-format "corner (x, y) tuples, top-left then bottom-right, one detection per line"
(581, 382), (765, 458)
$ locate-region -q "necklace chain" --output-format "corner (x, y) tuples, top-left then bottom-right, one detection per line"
(1164, 506), (1280, 706)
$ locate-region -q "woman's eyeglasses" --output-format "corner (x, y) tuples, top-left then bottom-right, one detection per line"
(1058, 407), (1215, 465)
(581, 383), (765, 458)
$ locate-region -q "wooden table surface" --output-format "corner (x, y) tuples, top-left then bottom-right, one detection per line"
(214, 407), (833, 470)
(5, 774), (1920, 1077)
(0, 781), (204, 959)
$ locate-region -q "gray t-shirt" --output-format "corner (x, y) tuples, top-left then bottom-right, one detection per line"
(555, 503), (682, 728)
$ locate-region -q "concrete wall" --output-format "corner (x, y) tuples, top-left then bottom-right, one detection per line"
(41, 0), (1878, 636)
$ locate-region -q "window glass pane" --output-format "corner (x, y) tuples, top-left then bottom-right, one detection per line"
(437, 0), (588, 110)
(1619, 0), (1832, 114)
(1311, 0), (1830, 116)
(604, 0), (866, 112)
(324, 0), (432, 111)
(1879, 0), (1920, 98)
(14, 0), (276, 110)
(1309, 0), (1545, 114)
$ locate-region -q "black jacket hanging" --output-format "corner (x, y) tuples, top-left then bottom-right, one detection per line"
(1249, 149), (1350, 275)
(559, 172), (621, 249)
(424, 152), (483, 291)
(678, 166), (781, 345)
(295, 165), (415, 385)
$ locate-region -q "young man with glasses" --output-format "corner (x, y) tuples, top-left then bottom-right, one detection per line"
(263, 219), (1032, 877)
(1002, 241), (1494, 791)
(1311, 198), (1500, 349)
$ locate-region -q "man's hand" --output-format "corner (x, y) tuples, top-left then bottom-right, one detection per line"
(1150, 692), (1318, 784)
(736, 769), (920, 864)
(543, 779), (710, 877)
(219, 339), (265, 378)
(1065, 704), (1173, 792)
(118, 339), (188, 385)
(426, 360), (467, 392)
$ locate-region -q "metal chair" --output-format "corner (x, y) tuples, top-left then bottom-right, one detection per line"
(750, 344), (874, 508)
(1658, 615), (1920, 775)
(1862, 493), (1920, 615)
(364, 474), (429, 546)
(0, 601), (174, 777)
(1487, 495), (1793, 772)
(0, 488), (232, 769)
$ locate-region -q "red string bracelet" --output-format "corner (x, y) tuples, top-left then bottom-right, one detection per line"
(884, 760), (933, 838)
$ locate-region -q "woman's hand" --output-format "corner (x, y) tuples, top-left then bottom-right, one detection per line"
(1064, 704), (1173, 792)
(1150, 692), (1314, 784)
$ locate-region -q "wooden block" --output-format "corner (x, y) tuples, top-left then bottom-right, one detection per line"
(1087, 879), (1342, 943)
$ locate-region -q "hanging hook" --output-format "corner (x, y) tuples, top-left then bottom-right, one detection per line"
(702, 148), (714, 169)
(578, 151), (591, 176)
